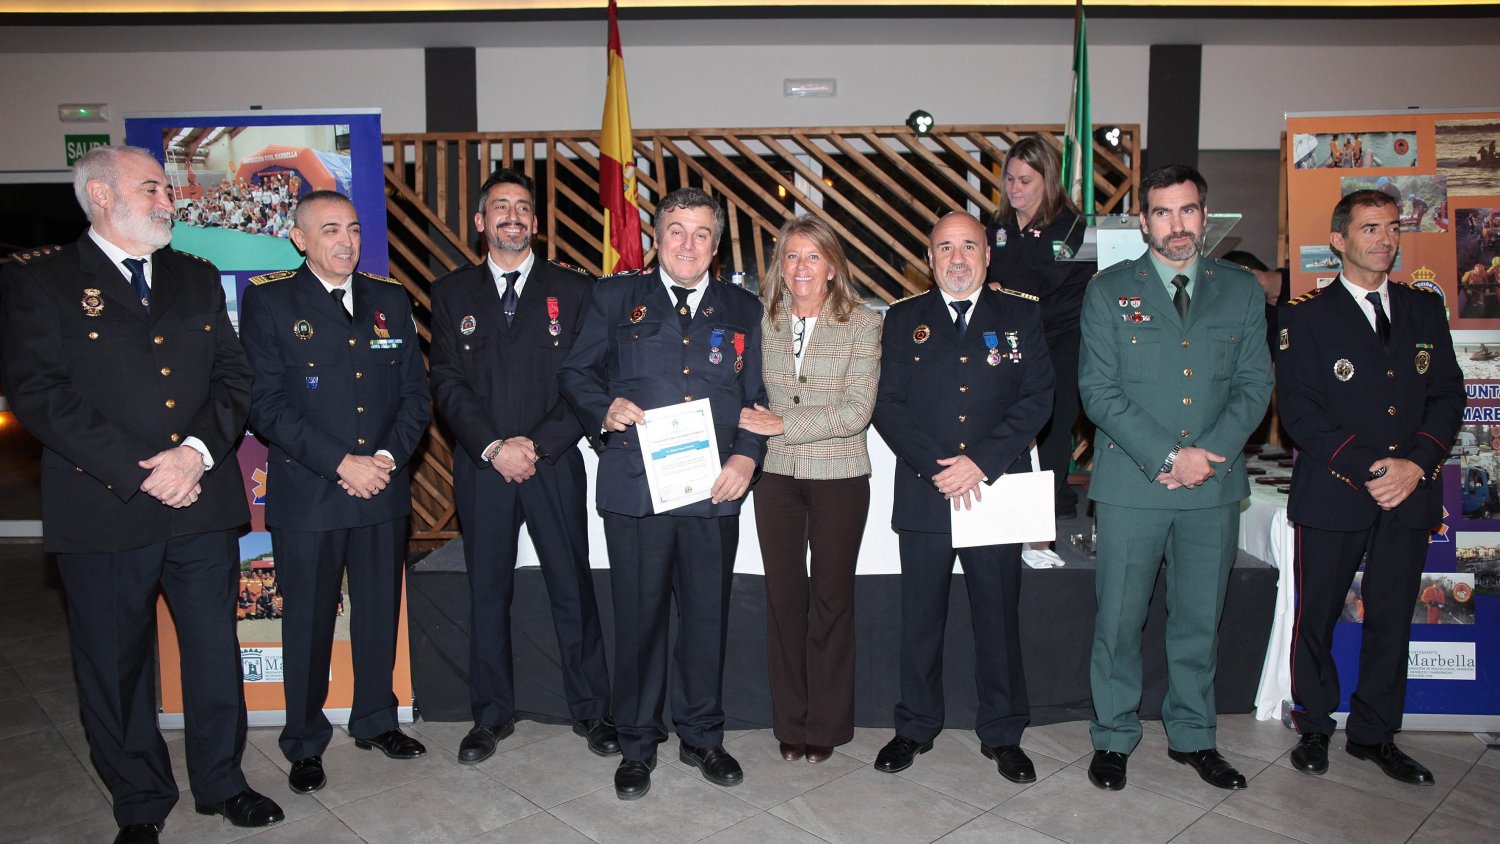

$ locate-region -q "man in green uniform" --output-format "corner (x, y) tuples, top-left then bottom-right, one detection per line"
(1078, 165), (1273, 792)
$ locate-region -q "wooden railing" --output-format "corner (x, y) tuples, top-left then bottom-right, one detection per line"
(385, 124), (1139, 543)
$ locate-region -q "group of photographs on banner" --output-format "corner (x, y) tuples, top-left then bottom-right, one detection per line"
(123, 110), (397, 723)
(1287, 110), (1500, 717)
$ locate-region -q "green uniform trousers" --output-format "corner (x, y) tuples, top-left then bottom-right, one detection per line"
(1090, 500), (1239, 754)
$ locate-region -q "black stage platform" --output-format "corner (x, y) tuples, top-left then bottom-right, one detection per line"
(408, 511), (1277, 729)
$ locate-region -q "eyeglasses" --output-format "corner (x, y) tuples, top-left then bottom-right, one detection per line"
(792, 316), (807, 358)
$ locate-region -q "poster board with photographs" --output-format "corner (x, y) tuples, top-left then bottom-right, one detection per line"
(1287, 109), (1500, 724)
(123, 109), (412, 727)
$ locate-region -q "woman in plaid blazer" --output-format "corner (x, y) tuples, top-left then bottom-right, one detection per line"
(740, 216), (882, 763)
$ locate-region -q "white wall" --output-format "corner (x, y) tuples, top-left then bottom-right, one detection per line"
(475, 42), (1148, 137)
(0, 49), (425, 173)
(1200, 45), (1500, 150)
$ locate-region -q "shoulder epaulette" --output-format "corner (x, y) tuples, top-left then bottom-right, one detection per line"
(175, 249), (214, 265)
(892, 288), (931, 305)
(249, 270), (296, 286)
(1288, 287), (1325, 306)
(997, 287), (1040, 303)
(1092, 258), (1132, 279)
(358, 270), (400, 285)
(601, 268), (648, 282)
(549, 260), (593, 278)
(11, 244), (63, 265)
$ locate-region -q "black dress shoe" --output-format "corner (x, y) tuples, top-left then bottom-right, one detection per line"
(614, 754), (656, 800)
(1088, 750), (1128, 790)
(1346, 740), (1434, 786)
(780, 741), (806, 761)
(873, 735), (933, 773)
(194, 787), (286, 827)
(574, 718), (622, 756)
(981, 744), (1037, 783)
(1290, 732), (1330, 774)
(114, 823), (162, 844)
(288, 755), (326, 794)
(806, 744), (833, 763)
(1168, 748), (1247, 790)
(458, 720), (515, 764)
(679, 743), (744, 786)
(355, 728), (427, 760)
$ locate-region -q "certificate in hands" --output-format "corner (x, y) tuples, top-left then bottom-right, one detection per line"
(638, 398), (721, 514)
(951, 470), (1055, 547)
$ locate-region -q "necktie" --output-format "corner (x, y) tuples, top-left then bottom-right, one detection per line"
(122, 258), (150, 312)
(1172, 274), (1191, 322)
(330, 287), (351, 322)
(950, 299), (971, 343)
(672, 285), (694, 332)
(500, 270), (520, 327)
(1366, 291), (1391, 347)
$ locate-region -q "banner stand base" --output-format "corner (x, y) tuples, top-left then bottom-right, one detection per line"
(160, 706), (414, 730)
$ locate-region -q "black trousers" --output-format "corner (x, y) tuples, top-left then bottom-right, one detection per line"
(1290, 515), (1430, 743)
(753, 473), (870, 747)
(455, 452), (609, 726)
(894, 530), (1029, 747)
(1038, 329), (1081, 516)
(59, 530), (248, 826)
(602, 511), (737, 761)
(274, 517), (406, 761)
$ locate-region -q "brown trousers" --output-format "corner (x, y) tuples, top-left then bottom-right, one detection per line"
(752, 472), (870, 746)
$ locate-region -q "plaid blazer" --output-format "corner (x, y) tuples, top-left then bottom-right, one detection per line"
(760, 294), (883, 479)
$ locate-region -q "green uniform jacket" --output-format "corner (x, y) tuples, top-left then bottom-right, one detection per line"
(1079, 254), (1273, 510)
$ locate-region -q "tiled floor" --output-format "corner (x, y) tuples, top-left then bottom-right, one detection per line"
(2, 539), (1496, 844)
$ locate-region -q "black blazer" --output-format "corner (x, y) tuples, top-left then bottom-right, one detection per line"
(558, 268), (768, 518)
(429, 258), (592, 466)
(240, 263), (430, 531)
(1278, 281), (1464, 530)
(0, 235), (251, 553)
(985, 207), (1091, 341)
(873, 287), (1055, 533)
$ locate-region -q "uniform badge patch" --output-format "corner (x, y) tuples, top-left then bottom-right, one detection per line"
(631, 305), (646, 323)
(913, 324), (931, 344)
(373, 310), (391, 339)
(305, 376), (319, 390)
(1279, 328), (1289, 351)
(995, 229), (1008, 248)
(1416, 349), (1431, 375)
(293, 319), (314, 340)
(1334, 358), (1355, 382)
(81, 288), (104, 317)
(460, 315), (477, 335)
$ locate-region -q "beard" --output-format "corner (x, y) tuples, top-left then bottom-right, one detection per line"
(114, 207), (174, 250)
(486, 226), (531, 255)
(1148, 229), (1201, 262)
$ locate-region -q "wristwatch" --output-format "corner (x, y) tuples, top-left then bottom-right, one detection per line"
(482, 441), (503, 463)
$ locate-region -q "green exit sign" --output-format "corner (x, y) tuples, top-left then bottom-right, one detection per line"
(65, 134), (109, 166)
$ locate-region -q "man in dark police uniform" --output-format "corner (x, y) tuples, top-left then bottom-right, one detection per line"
(429, 168), (616, 764)
(1278, 189), (1464, 785)
(559, 187), (767, 800)
(0, 145), (283, 844)
(871, 211), (1055, 783)
(1079, 165), (1273, 792)
(239, 191), (430, 796)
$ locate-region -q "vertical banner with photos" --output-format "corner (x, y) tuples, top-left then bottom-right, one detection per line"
(123, 110), (414, 727)
(1287, 109), (1500, 727)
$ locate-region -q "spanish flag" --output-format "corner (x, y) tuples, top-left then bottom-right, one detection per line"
(600, 0), (643, 274)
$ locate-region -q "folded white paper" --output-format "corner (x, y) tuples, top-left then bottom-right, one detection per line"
(951, 469), (1056, 548)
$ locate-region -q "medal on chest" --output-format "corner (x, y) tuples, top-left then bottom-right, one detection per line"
(1005, 330), (1022, 362)
(547, 296), (562, 336)
(709, 327), (724, 365)
(733, 332), (745, 373)
(983, 330), (1001, 365)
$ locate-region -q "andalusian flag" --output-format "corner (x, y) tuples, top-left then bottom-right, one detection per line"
(600, 0), (643, 274)
(1062, 0), (1094, 213)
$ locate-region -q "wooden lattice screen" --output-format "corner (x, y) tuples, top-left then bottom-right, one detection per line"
(384, 124), (1139, 544)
